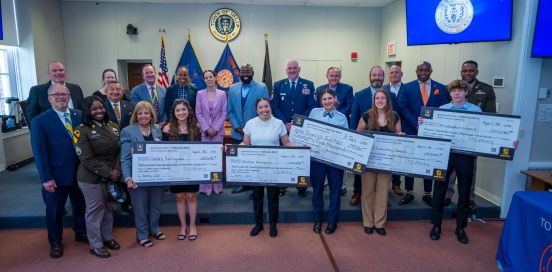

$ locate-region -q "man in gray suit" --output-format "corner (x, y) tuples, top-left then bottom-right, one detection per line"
(130, 64), (167, 124)
(227, 64), (269, 194)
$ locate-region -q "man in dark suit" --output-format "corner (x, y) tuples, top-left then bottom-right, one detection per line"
(26, 60), (85, 127)
(104, 80), (134, 213)
(130, 64), (167, 124)
(443, 60), (497, 210)
(30, 83), (87, 258)
(382, 65), (406, 196)
(348, 66), (398, 206)
(398, 61), (449, 207)
(164, 66), (198, 117)
(270, 58), (317, 197)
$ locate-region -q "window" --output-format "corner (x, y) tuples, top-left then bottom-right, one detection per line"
(0, 46), (20, 116)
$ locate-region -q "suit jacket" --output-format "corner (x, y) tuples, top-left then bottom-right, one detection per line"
(315, 82), (354, 118)
(26, 82), (85, 126)
(120, 124), (162, 182)
(104, 100), (134, 129)
(467, 79), (496, 113)
(271, 77), (316, 124)
(227, 80), (269, 141)
(398, 79), (449, 135)
(195, 89), (227, 137)
(164, 84), (198, 118)
(130, 83), (167, 123)
(30, 108), (82, 186)
(382, 82), (404, 98)
(350, 87), (398, 130)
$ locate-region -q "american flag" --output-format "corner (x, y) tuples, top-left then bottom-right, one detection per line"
(157, 36), (169, 89)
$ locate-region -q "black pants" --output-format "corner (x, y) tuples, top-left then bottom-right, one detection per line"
(253, 186), (279, 226)
(353, 174), (362, 194)
(391, 175), (401, 187)
(431, 153), (475, 229)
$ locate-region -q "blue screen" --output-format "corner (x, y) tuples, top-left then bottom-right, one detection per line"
(532, 0), (552, 57)
(406, 0), (512, 46)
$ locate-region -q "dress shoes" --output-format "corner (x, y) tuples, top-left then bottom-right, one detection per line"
(349, 193), (361, 206)
(269, 224), (278, 237)
(279, 188), (287, 197)
(103, 240), (120, 250)
(364, 227), (374, 234)
(399, 193), (414, 205)
(455, 228), (469, 244)
(313, 222), (322, 234)
(90, 247), (111, 258)
(232, 186), (248, 194)
(50, 244), (64, 258)
(75, 234), (89, 244)
(375, 228), (386, 236)
(250, 225), (263, 236)
(429, 226), (441, 240)
(392, 185), (405, 196)
(325, 223), (337, 234)
(422, 194), (433, 207)
(443, 198), (452, 207)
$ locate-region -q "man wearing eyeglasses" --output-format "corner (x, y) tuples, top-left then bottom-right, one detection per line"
(26, 60), (85, 127)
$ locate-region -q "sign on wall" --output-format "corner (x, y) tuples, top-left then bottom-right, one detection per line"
(209, 8), (241, 42)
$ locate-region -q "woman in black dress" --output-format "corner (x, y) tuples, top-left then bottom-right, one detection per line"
(162, 99), (202, 241)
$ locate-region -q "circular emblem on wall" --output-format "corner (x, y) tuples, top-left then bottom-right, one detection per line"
(216, 69), (234, 88)
(209, 8), (241, 42)
(540, 244), (552, 272)
(435, 0), (474, 34)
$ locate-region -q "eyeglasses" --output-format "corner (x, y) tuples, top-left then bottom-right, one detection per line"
(49, 93), (69, 97)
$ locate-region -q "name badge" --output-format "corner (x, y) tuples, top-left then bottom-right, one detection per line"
(302, 88), (310, 95)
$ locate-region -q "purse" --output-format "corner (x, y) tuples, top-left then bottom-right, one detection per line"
(102, 179), (127, 203)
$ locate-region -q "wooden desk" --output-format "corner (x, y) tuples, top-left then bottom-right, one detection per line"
(520, 170), (552, 191)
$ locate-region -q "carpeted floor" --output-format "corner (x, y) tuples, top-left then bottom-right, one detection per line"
(0, 220), (502, 272)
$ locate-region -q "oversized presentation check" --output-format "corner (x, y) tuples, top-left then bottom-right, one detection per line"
(365, 132), (451, 181)
(225, 145), (310, 187)
(289, 115), (374, 174)
(418, 107), (520, 160)
(132, 142), (223, 186)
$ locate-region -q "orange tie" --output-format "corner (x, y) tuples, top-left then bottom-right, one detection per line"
(421, 83), (429, 106)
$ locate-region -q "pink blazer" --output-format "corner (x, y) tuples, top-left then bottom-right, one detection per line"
(195, 89), (227, 141)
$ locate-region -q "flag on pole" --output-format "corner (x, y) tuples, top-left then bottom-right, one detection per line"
(172, 35), (205, 90)
(157, 36), (170, 89)
(214, 43), (240, 92)
(262, 35), (273, 96)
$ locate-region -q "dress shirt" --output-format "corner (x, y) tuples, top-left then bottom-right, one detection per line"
(389, 82), (402, 96)
(53, 108), (72, 127)
(309, 107), (348, 129)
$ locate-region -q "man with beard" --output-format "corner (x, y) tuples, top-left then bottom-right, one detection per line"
(348, 66), (398, 206)
(227, 64), (269, 195)
(398, 61), (449, 207)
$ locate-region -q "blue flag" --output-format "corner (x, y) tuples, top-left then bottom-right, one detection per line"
(214, 44), (240, 92)
(172, 37), (205, 90)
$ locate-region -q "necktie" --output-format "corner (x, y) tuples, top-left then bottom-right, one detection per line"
(291, 81), (296, 93)
(63, 113), (76, 143)
(113, 103), (121, 125)
(150, 86), (160, 118)
(421, 83), (429, 106)
(323, 111), (333, 118)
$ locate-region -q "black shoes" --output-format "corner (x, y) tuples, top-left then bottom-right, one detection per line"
(443, 198), (452, 207)
(325, 223), (337, 234)
(269, 224), (278, 237)
(90, 247), (110, 258)
(232, 186), (248, 194)
(279, 188), (287, 197)
(429, 226), (441, 240)
(399, 193), (414, 205)
(375, 228), (386, 236)
(250, 225), (264, 236)
(364, 227), (374, 234)
(456, 228), (469, 244)
(103, 240), (120, 250)
(422, 194), (433, 207)
(50, 244), (63, 258)
(75, 234), (89, 244)
(313, 222), (322, 234)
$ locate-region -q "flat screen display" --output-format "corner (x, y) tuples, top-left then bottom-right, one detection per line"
(406, 0), (512, 46)
(532, 0), (552, 57)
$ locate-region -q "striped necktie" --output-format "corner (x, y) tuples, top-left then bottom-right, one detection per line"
(150, 86), (160, 118)
(63, 113), (77, 143)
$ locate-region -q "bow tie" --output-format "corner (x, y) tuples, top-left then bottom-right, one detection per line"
(323, 111), (333, 118)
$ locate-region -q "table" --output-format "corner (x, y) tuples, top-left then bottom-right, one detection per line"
(521, 170), (552, 191)
(496, 191), (552, 271)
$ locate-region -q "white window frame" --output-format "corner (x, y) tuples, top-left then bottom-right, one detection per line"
(0, 45), (21, 115)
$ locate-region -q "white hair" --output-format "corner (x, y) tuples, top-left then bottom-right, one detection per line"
(285, 58), (301, 69)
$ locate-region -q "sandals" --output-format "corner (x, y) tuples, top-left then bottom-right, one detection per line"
(139, 239), (153, 248)
(152, 232), (166, 240)
(189, 232), (198, 241)
(178, 234), (186, 240)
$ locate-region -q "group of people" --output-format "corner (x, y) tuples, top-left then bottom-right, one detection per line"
(28, 57), (496, 259)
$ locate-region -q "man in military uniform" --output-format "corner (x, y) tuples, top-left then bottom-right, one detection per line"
(443, 60), (497, 210)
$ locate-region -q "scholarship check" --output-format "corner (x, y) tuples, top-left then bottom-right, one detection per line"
(418, 107), (520, 160)
(132, 142), (223, 186)
(365, 132), (451, 181)
(289, 115), (374, 174)
(225, 145), (310, 187)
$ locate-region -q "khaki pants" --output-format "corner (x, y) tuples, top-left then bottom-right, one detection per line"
(361, 172), (390, 228)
